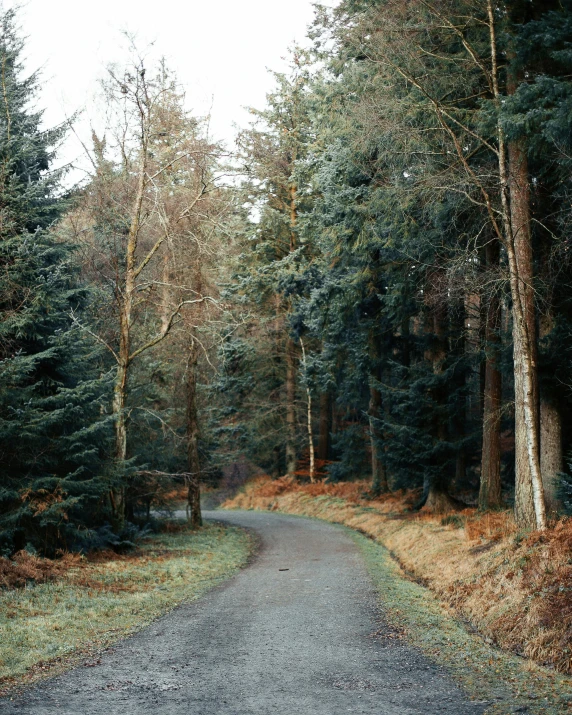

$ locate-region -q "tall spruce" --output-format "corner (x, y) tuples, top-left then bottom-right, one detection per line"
(0, 10), (113, 556)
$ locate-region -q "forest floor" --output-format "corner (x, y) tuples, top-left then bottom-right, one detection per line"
(224, 477), (572, 711)
(0, 522), (254, 697)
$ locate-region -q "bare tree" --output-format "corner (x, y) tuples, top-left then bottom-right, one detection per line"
(68, 57), (223, 523)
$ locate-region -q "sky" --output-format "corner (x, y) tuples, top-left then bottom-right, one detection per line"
(2, 0), (333, 177)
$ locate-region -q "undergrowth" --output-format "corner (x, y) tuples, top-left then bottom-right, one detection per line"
(0, 551), (75, 590)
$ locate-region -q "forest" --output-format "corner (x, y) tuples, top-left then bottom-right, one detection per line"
(4, 0), (572, 707)
(1, 0), (572, 552)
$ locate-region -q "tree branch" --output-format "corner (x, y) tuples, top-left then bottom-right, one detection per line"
(70, 309), (120, 364)
(128, 297), (219, 361)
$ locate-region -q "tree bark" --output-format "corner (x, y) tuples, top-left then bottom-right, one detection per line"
(300, 338), (315, 482)
(450, 300), (467, 487)
(540, 399), (562, 516)
(504, 235), (546, 529)
(421, 290), (456, 513)
(539, 314), (563, 516)
(368, 328), (389, 496)
(112, 358), (129, 463)
(509, 139), (540, 527)
(186, 474), (202, 528)
(110, 160), (147, 525)
(285, 337), (297, 477)
(479, 240), (503, 510)
(368, 330), (388, 495)
(317, 390), (331, 462)
(160, 251), (171, 334)
(369, 384), (388, 496)
(186, 338), (203, 528)
(111, 356), (128, 523)
(486, 1), (546, 528)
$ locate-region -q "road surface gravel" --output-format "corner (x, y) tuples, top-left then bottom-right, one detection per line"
(2, 510), (487, 714)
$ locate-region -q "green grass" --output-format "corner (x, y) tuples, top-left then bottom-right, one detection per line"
(0, 522), (254, 692)
(353, 530), (572, 715)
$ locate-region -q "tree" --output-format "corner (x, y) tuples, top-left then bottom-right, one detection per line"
(0, 9), (112, 555)
(68, 58), (222, 524)
(503, 0), (572, 516)
(231, 52), (315, 478)
(315, 0), (552, 527)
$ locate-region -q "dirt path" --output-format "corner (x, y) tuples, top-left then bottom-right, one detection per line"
(1, 511), (486, 714)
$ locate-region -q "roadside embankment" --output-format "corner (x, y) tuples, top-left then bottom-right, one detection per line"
(224, 477), (572, 677)
(0, 522), (254, 695)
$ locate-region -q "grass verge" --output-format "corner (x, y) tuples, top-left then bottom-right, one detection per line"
(354, 530), (571, 715)
(0, 522), (254, 696)
(225, 477), (572, 712)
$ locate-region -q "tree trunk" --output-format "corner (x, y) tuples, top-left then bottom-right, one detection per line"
(486, 4), (546, 528)
(272, 446), (281, 478)
(369, 384), (388, 496)
(160, 251), (171, 333)
(539, 314), (563, 516)
(110, 308), (130, 524)
(421, 284), (456, 513)
(479, 240), (503, 510)
(317, 390), (331, 462)
(186, 338), (203, 528)
(299, 338), (315, 482)
(285, 337), (297, 477)
(112, 360), (128, 463)
(110, 125), (148, 527)
(369, 330), (388, 495)
(540, 399), (562, 516)
(331, 397), (339, 438)
(509, 139), (541, 528)
(479, 302), (487, 420)
(110, 359), (128, 524)
(450, 300), (467, 487)
(186, 475), (202, 529)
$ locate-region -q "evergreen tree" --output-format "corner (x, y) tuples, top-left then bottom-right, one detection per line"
(0, 10), (113, 555)
(502, 0), (572, 515)
(218, 52), (316, 477)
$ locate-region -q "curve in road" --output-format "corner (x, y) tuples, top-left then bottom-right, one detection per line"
(2, 510), (486, 714)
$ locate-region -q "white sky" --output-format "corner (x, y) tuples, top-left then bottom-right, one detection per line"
(2, 0), (334, 178)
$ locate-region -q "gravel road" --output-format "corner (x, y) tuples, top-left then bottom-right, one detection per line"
(2, 510), (486, 714)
